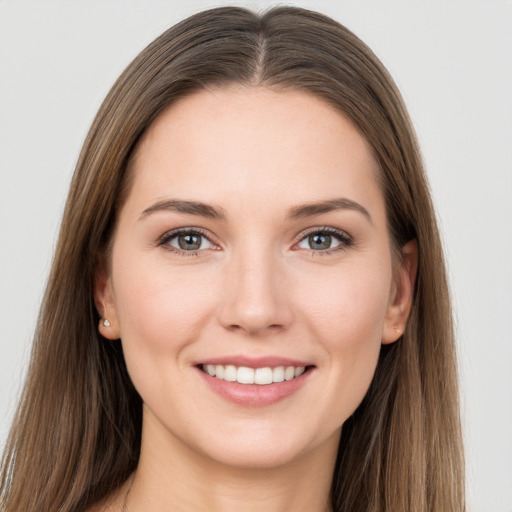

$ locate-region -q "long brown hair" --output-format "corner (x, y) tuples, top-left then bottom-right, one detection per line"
(0, 6), (464, 511)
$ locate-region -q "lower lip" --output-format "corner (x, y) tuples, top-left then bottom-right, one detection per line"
(196, 367), (312, 407)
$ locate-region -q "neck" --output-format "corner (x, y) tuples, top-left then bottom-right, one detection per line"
(125, 411), (338, 512)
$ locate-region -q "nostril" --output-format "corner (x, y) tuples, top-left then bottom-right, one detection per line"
(224, 322), (285, 335)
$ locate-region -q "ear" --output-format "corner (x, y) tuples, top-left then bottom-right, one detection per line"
(93, 255), (121, 340)
(381, 239), (418, 345)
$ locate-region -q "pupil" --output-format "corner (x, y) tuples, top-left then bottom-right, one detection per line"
(309, 233), (331, 250)
(178, 234), (201, 250)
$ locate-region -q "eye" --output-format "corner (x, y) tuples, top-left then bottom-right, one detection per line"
(295, 228), (352, 253)
(160, 229), (217, 254)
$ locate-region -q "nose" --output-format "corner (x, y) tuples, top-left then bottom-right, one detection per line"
(217, 247), (293, 336)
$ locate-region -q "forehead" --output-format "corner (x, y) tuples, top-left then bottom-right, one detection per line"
(127, 86), (383, 221)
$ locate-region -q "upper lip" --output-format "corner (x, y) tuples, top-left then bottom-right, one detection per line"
(194, 355), (314, 369)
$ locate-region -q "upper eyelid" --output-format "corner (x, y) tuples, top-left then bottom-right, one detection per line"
(294, 226), (352, 242)
(158, 228), (220, 258)
(291, 227), (353, 255)
(159, 226), (213, 240)
(157, 225), (352, 250)
(157, 227), (220, 250)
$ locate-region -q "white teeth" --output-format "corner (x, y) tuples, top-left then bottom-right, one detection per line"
(254, 367), (273, 385)
(272, 366), (285, 382)
(224, 364), (237, 382)
(215, 365), (224, 379)
(237, 366), (254, 384)
(284, 366), (295, 381)
(202, 364), (308, 385)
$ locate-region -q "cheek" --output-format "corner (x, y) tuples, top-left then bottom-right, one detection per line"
(300, 261), (392, 345)
(296, 261), (392, 415)
(112, 254), (218, 360)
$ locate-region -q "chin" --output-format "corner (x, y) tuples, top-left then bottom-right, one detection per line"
(201, 440), (312, 470)
(188, 421), (341, 471)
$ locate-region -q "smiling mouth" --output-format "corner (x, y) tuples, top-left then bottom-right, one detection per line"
(199, 364), (312, 385)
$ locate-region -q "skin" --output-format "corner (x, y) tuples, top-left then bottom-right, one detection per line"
(94, 87), (416, 512)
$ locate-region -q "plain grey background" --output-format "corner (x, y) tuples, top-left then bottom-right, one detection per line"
(1, 1), (511, 511)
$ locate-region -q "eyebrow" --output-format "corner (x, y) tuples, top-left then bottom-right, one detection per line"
(139, 199), (227, 221)
(286, 197), (372, 223)
(139, 196), (372, 223)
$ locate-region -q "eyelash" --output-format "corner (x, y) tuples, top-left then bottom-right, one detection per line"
(158, 228), (217, 257)
(157, 226), (353, 257)
(292, 226), (353, 255)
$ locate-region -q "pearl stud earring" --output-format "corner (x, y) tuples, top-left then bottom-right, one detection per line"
(101, 301), (111, 327)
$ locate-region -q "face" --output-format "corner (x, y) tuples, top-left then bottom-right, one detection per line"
(97, 87), (415, 470)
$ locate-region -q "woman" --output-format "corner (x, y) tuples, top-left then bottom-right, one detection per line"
(0, 6), (465, 512)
